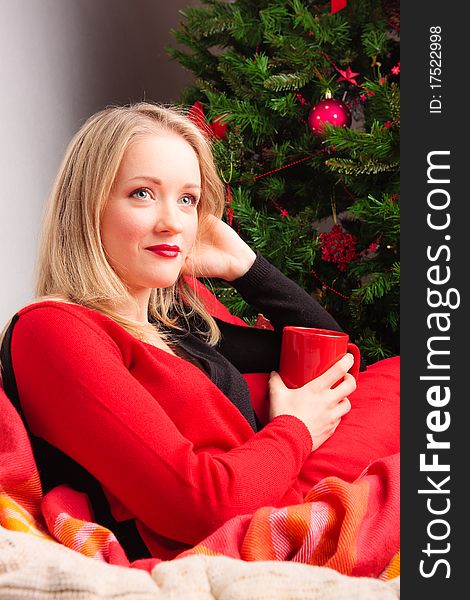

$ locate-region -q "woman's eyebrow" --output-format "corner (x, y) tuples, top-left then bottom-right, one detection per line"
(126, 176), (200, 190)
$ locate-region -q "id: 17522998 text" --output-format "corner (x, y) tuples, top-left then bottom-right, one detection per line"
(429, 26), (442, 114)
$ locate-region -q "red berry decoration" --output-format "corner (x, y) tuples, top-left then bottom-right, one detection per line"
(319, 224), (358, 272)
(308, 97), (351, 137)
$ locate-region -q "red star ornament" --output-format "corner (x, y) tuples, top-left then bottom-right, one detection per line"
(336, 66), (360, 86)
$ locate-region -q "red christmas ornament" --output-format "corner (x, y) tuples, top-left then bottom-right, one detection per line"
(188, 101), (228, 140)
(308, 97), (351, 138)
(331, 0), (347, 13)
(188, 101), (212, 136)
(210, 114), (228, 140)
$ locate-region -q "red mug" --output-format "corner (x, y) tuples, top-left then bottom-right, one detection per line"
(279, 326), (360, 389)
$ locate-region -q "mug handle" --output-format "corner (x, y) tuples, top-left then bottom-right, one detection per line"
(347, 342), (361, 380)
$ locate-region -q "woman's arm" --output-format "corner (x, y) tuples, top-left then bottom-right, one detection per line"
(186, 215), (342, 331)
(229, 251), (342, 332)
(10, 303), (311, 547)
(186, 216), (345, 373)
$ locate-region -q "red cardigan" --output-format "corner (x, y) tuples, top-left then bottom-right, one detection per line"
(11, 301), (312, 558)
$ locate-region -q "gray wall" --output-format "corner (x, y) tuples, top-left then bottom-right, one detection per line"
(0, 0), (198, 327)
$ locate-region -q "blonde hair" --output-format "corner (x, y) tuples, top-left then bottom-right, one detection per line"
(35, 102), (226, 345)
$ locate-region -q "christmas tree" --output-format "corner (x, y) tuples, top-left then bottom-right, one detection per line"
(167, 0), (400, 363)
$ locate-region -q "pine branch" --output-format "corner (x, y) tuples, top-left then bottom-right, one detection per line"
(267, 93), (300, 117)
(167, 48), (218, 82)
(290, 0), (351, 47)
(259, 4), (291, 32)
(211, 131), (246, 180)
(357, 333), (393, 361)
(217, 60), (252, 97)
(178, 4), (237, 38)
(263, 72), (311, 91)
(323, 122), (397, 160)
(245, 52), (272, 82)
(258, 175), (287, 199)
(204, 92), (274, 141)
(388, 84), (400, 123)
(362, 80), (401, 124)
(348, 194), (400, 237)
(326, 157), (399, 175)
(351, 263), (399, 304)
(228, 187), (320, 287)
(192, 77), (220, 97)
(230, 5), (265, 46)
(361, 23), (391, 57)
(269, 141), (297, 167)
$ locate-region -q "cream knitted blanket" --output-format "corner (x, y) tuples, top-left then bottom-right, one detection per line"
(0, 528), (399, 600)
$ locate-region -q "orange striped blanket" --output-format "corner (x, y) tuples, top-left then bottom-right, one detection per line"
(0, 386), (399, 579)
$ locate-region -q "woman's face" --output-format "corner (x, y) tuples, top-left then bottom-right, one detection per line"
(101, 132), (201, 295)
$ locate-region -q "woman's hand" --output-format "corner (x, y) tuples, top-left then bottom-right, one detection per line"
(268, 354), (356, 452)
(182, 215), (256, 281)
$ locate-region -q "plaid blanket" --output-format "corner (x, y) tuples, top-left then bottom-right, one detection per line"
(0, 385), (399, 580)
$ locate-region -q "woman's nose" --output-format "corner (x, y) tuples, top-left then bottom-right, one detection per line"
(154, 201), (183, 234)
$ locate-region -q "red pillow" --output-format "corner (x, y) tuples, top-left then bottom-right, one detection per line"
(244, 358), (400, 491)
(297, 356), (400, 491)
(187, 276), (400, 489)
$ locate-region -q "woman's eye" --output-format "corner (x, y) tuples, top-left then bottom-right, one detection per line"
(131, 188), (151, 200)
(179, 194), (198, 207)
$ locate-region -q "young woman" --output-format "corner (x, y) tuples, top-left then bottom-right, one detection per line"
(1, 102), (366, 561)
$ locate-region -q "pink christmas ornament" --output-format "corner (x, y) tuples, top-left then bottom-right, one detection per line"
(308, 97), (352, 138)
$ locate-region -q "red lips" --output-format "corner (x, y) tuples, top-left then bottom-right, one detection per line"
(146, 244), (181, 258)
